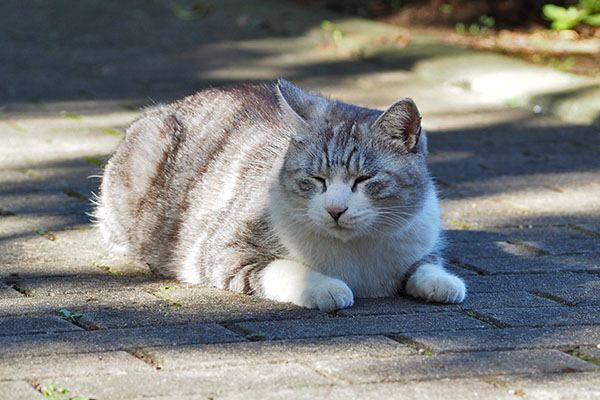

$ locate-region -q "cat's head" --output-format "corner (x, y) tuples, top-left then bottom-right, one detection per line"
(276, 79), (431, 242)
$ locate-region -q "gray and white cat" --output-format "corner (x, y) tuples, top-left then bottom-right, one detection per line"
(95, 79), (466, 311)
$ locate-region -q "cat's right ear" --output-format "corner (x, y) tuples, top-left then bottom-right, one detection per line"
(276, 79), (328, 129)
(373, 98), (422, 153)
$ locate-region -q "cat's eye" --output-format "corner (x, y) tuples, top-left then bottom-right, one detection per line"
(352, 175), (372, 191)
(311, 176), (327, 190)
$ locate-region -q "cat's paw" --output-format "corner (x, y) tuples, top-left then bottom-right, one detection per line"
(405, 263), (466, 303)
(300, 278), (354, 312)
(260, 259), (354, 312)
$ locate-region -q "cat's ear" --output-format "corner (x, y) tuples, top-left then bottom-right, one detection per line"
(373, 98), (422, 152)
(276, 79), (329, 127)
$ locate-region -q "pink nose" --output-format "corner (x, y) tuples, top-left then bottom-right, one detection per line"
(326, 206), (348, 221)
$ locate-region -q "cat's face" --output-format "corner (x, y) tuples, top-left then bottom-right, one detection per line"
(276, 80), (428, 241)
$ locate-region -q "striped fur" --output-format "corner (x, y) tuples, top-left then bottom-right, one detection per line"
(95, 80), (466, 310)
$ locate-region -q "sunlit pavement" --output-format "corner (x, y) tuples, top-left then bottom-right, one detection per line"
(1, 1), (599, 398)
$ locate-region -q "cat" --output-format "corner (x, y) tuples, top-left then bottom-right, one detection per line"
(95, 79), (466, 311)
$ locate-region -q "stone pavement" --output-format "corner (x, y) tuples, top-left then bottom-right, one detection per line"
(1, 0), (599, 398)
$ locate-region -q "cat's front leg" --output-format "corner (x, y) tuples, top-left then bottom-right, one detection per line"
(405, 263), (466, 303)
(260, 259), (354, 312)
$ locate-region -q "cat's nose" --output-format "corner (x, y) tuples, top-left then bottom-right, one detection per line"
(326, 206), (348, 221)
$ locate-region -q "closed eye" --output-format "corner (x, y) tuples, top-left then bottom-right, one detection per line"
(311, 176), (327, 191)
(352, 175), (372, 191)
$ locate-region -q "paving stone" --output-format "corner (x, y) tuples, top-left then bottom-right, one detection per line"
(338, 291), (557, 317)
(0, 315), (82, 336)
(313, 349), (597, 384)
(463, 272), (599, 293)
(141, 335), (415, 369)
(445, 227), (593, 243)
(456, 254), (600, 275)
(214, 379), (515, 400)
(477, 306), (600, 328)
(552, 280), (600, 307)
(0, 282), (20, 299)
(0, 291), (167, 318)
(576, 347), (600, 360)
(0, 381), (43, 400)
(0, 351), (153, 381)
(401, 326), (600, 353)
(491, 372), (600, 400)
(446, 240), (539, 259)
(0, 323), (244, 358)
(234, 312), (489, 340)
(1, 274), (163, 297)
(79, 302), (320, 329)
(35, 363), (330, 399)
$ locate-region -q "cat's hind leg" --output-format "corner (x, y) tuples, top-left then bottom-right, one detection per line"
(260, 259), (354, 312)
(404, 262), (466, 303)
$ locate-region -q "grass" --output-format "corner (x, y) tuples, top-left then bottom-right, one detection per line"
(59, 309), (84, 324)
(39, 382), (90, 400)
(37, 228), (57, 241)
(101, 128), (123, 138)
(64, 190), (91, 203)
(60, 111), (82, 120)
(84, 156), (105, 167)
(571, 350), (600, 366)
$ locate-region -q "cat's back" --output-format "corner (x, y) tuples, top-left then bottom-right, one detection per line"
(96, 83), (290, 272)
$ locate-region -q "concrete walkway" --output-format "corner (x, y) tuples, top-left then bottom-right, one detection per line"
(1, 1), (599, 398)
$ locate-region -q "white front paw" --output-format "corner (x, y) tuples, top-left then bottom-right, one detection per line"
(260, 259), (354, 312)
(406, 263), (466, 303)
(300, 278), (354, 312)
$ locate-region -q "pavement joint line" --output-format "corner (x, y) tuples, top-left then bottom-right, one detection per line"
(568, 224), (600, 239)
(529, 290), (578, 307)
(503, 240), (550, 256)
(565, 349), (600, 366)
(384, 334), (435, 355)
(463, 310), (511, 328)
(127, 348), (163, 370)
(218, 322), (266, 342)
(448, 259), (488, 275)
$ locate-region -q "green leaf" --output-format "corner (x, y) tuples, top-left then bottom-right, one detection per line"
(542, 4), (570, 20)
(582, 13), (600, 25)
(551, 18), (578, 30)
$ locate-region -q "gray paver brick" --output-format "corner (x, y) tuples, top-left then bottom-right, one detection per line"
(339, 291), (558, 316)
(215, 379), (515, 400)
(0, 315), (83, 336)
(463, 272), (599, 293)
(141, 335), (415, 369)
(456, 253), (600, 275)
(0, 291), (167, 318)
(0, 282), (20, 299)
(492, 372), (600, 400)
(537, 281), (600, 306)
(0, 351), (153, 381)
(0, 323), (244, 358)
(445, 227), (593, 243)
(234, 312), (489, 340)
(36, 363), (330, 399)
(313, 349), (597, 384)
(401, 326), (600, 353)
(477, 306), (600, 328)
(0, 381), (43, 400)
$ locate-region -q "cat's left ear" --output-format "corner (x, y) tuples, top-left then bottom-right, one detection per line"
(276, 79), (329, 128)
(373, 98), (422, 152)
